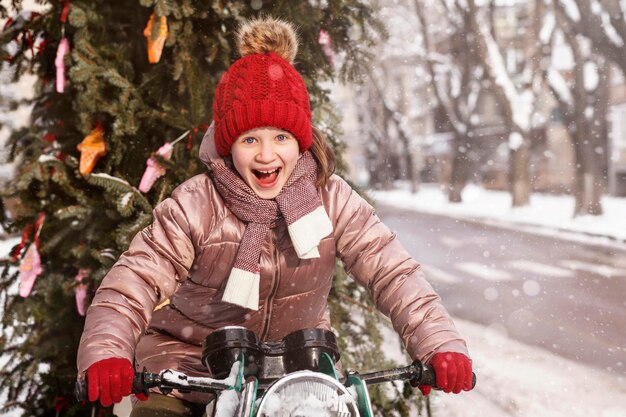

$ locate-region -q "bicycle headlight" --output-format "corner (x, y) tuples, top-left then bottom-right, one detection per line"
(255, 371), (359, 417)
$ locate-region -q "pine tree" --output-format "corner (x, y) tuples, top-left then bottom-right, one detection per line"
(1, 1), (421, 416)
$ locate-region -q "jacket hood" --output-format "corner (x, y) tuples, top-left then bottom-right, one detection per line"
(199, 122), (221, 169)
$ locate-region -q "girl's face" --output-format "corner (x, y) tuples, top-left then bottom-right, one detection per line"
(231, 127), (300, 199)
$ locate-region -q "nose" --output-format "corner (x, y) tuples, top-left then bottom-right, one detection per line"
(256, 140), (276, 163)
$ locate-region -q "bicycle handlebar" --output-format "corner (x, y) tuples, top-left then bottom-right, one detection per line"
(74, 369), (234, 402)
(74, 361), (477, 403)
(354, 361), (477, 389)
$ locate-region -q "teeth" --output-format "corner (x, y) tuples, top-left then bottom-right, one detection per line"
(256, 168), (279, 174)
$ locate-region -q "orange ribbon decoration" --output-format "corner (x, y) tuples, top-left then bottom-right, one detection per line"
(144, 13), (168, 64)
(76, 125), (107, 175)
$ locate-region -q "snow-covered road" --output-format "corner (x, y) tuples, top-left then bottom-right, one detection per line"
(433, 318), (626, 417)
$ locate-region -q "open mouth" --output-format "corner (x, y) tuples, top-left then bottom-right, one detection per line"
(253, 167), (281, 186)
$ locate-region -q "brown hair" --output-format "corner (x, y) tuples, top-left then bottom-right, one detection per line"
(309, 126), (336, 189)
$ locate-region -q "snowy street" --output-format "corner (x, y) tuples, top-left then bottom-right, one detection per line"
(372, 185), (626, 417)
(376, 204), (626, 374)
(426, 318), (626, 417)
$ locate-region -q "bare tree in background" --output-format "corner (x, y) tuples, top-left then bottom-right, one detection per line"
(543, 1), (610, 215)
(359, 82), (396, 190)
(466, 0), (548, 206)
(356, 2), (428, 193)
(356, 0), (617, 211)
(368, 68), (419, 193)
(555, 0), (626, 77)
(415, 0), (483, 202)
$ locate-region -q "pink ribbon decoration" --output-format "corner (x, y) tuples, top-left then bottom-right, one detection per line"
(55, 37), (69, 93)
(18, 244), (42, 297)
(74, 268), (90, 316)
(138, 142), (174, 192)
(318, 29), (336, 68)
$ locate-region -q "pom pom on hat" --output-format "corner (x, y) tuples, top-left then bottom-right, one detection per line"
(212, 17), (312, 157)
(236, 17), (299, 63)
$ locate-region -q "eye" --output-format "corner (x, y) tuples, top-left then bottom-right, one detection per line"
(276, 134), (288, 142)
(243, 137), (256, 144)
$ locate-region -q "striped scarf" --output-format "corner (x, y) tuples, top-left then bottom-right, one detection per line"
(210, 151), (333, 310)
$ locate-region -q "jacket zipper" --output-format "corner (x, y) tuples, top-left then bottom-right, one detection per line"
(259, 233), (281, 340)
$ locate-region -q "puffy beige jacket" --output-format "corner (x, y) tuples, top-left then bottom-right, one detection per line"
(77, 144), (468, 402)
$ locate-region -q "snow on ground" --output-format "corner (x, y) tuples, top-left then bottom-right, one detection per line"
(369, 182), (626, 247)
(379, 317), (626, 417)
(434, 319), (626, 417)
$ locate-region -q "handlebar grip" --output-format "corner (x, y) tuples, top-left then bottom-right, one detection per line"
(133, 372), (150, 397)
(419, 364), (437, 387)
(420, 364), (477, 389)
(74, 373), (148, 403)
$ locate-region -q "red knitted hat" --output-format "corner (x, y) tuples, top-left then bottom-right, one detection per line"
(212, 18), (312, 157)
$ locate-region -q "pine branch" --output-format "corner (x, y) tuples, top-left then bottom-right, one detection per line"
(85, 173), (152, 213)
(53, 205), (91, 221)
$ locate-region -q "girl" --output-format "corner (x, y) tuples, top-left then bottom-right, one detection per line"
(77, 17), (473, 416)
